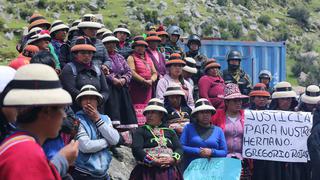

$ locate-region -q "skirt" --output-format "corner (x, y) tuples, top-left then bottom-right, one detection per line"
(105, 85), (138, 130)
(129, 164), (183, 180)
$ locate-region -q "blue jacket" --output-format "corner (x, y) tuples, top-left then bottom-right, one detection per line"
(75, 111), (112, 178)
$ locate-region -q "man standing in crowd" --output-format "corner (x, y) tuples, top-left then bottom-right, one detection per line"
(165, 25), (184, 59)
(222, 50), (252, 95)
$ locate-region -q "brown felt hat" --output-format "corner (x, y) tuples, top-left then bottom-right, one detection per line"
(28, 13), (51, 31)
(132, 40), (148, 48)
(157, 31), (169, 37)
(166, 53), (185, 67)
(71, 36), (96, 52)
(249, 83), (270, 97)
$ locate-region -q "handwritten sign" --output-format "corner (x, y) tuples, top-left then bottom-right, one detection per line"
(183, 158), (241, 180)
(243, 110), (313, 162)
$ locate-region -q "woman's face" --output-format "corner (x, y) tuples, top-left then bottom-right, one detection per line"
(252, 96), (269, 108)
(145, 111), (163, 126)
(83, 28), (98, 38)
(80, 95), (99, 110)
(134, 45), (146, 55)
(104, 42), (117, 52)
(54, 30), (67, 41)
(260, 78), (270, 85)
(148, 41), (159, 50)
(43, 106), (66, 138)
(169, 64), (183, 78)
(74, 50), (94, 64)
(207, 67), (219, 77)
(196, 110), (212, 126)
(34, 39), (50, 50)
(116, 32), (127, 42)
(168, 95), (182, 109)
(159, 35), (168, 44)
(226, 99), (242, 112)
(278, 98), (292, 111)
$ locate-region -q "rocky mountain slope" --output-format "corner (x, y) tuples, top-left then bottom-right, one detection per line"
(0, 0), (320, 85)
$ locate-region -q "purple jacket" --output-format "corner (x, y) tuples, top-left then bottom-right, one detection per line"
(146, 48), (166, 77)
(106, 52), (132, 85)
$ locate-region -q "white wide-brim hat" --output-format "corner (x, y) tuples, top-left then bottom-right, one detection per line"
(0, 66), (16, 93)
(78, 21), (102, 29)
(76, 84), (103, 105)
(301, 85), (320, 104)
(272, 81), (297, 99)
(143, 98), (167, 115)
(50, 23), (69, 34)
(183, 57), (197, 74)
(163, 84), (185, 97)
(2, 64), (72, 106)
(27, 33), (51, 45)
(191, 98), (216, 115)
(113, 27), (131, 36)
(102, 36), (119, 44)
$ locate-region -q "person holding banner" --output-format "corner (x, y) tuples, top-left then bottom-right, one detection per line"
(268, 81), (310, 180)
(249, 83), (270, 110)
(308, 102), (320, 180)
(180, 98), (227, 170)
(211, 83), (252, 179)
(296, 85), (320, 112)
(130, 98), (183, 180)
(269, 81), (298, 111)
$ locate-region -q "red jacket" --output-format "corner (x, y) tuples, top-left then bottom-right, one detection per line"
(211, 109), (245, 131)
(0, 132), (61, 180)
(198, 75), (225, 109)
(9, 54), (31, 70)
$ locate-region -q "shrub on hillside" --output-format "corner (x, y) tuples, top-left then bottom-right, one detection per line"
(143, 9), (158, 23)
(274, 23), (289, 41)
(257, 15), (271, 26)
(220, 31), (231, 40)
(288, 6), (310, 25)
(19, 8), (33, 20)
(218, 19), (228, 29)
(228, 21), (242, 38)
(37, 0), (49, 9)
(232, 0), (252, 9)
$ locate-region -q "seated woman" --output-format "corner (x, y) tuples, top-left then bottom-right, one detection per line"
(130, 98), (183, 180)
(72, 85), (120, 180)
(180, 98), (227, 170)
(163, 84), (192, 135)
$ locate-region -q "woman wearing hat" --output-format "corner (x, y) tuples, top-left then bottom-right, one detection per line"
(128, 38), (157, 126)
(180, 98), (227, 170)
(102, 35), (137, 129)
(156, 53), (195, 109)
(71, 85), (120, 179)
(0, 64), (77, 179)
(114, 24), (132, 59)
(296, 85), (320, 112)
(60, 36), (109, 112)
(164, 84), (192, 135)
(198, 59), (225, 110)
(9, 45), (40, 70)
(0, 66), (16, 143)
(130, 98), (183, 180)
(27, 29), (61, 70)
(269, 81), (298, 111)
(211, 83), (251, 178)
(267, 81), (310, 180)
(259, 70), (273, 94)
(249, 83), (270, 110)
(74, 14), (110, 71)
(156, 30), (169, 58)
(145, 32), (166, 78)
(50, 20), (69, 59)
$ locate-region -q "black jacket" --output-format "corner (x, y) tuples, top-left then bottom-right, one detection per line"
(308, 106), (320, 180)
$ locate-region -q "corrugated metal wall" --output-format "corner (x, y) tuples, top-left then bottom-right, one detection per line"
(185, 40), (286, 87)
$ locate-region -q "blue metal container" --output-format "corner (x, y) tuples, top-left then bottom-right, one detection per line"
(185, 40), (286, 87)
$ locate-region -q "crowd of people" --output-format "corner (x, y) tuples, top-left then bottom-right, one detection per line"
(1, 13), (320, 180)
